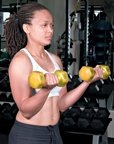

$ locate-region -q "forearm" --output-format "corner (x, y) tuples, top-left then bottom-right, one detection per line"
(20, 88), (51, 119)
(59, 81), (90, 112)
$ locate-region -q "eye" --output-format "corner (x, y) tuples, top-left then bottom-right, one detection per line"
(42, 23), (47, 27)
(50, 24), (54, 29)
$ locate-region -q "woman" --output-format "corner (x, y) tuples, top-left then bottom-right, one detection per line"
(4, 2), (102, 144)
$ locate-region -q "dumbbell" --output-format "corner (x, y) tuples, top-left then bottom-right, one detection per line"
(79, 65), (111, 82)
(1, 103), (13, 121)
(62, 117), (76, 129)
(77, 117), (90, 129)
(95, 108), (110, 120)
(90, 118), (105, 132)
(28, 70), (69, 89)
(86, 79), (104, 95)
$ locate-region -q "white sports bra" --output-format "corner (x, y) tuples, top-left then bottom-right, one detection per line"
(21, 48), (62, 97)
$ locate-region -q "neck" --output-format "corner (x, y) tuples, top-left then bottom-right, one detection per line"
(26, 46), (47, 58)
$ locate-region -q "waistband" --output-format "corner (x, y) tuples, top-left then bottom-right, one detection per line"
(14, 120), (61, 144)
(15, 120), (58, 130)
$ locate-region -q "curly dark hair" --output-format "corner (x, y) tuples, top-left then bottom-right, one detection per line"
(4, 2), (50, 58)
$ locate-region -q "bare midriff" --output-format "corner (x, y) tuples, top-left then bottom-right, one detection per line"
(16, 96), (60, 126)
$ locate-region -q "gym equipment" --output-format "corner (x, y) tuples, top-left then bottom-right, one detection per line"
(80, 107), (96, 120)
(101, 83), (114, 95)
(94, 108), (110, 120)
(95, 41), (109, 48)
(28, 70), (69, 89)
(61, 107), (82, 121)
(92, 20), (112, 31)
(99, 65), (111, 79)
(60, 106), (111, 135)
(74, 97), (88, 107)
(87, 98), (99, 107)
(85, 79), (104, 95)
(60, 107), (82, 131)
(0, 51), (10, 68)
(0, 102), (15, 134)
(0, 72), (11, 91)
(62, 117), (76, 130)
(67, 75), (82, 91)
(7, 93), (14, 102)
(54, 70), (69, 87)
(77, 117), (90, 129)
(0, 93), (7, 101)
(1, 103), (13, 121)
(70, 107), (82, 121)
(90, 108), (111, 134)
(79, 65), (111, 82)
(79, 66), (96, 82)
(90, 118), (110, 134)
(28, 71), (46, 89)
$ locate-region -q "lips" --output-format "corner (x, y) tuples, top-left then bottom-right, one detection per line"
(45, 36), (52, 41)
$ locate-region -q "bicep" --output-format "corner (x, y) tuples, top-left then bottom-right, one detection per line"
(59, 86), (67, 98)
(9, 57), (32, 109)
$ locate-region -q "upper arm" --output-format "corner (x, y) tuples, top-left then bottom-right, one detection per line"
(8, 52), (32, 110)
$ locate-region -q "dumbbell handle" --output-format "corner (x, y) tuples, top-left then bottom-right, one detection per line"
(28, 70), (69, 89)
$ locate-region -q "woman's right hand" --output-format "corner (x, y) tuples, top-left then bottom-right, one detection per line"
(44, 73), (59, 89)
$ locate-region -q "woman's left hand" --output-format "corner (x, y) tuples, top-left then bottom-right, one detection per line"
(91, 65), (103, 82)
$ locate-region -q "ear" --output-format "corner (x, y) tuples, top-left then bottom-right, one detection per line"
(22, 24), (30, 34)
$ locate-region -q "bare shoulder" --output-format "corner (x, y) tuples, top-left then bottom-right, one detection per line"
(49, 52), (63, 69)
(9, 50), (32, 75)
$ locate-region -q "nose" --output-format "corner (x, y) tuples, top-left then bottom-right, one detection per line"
(48, 24), (53, 33)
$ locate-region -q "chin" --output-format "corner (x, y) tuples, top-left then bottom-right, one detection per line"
(44, 41), (51, 46)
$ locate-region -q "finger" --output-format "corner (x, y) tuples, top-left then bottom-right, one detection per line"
(45, 73), (58, 86)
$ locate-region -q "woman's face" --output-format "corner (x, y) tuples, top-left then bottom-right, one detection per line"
(26, 9), (54, 46)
